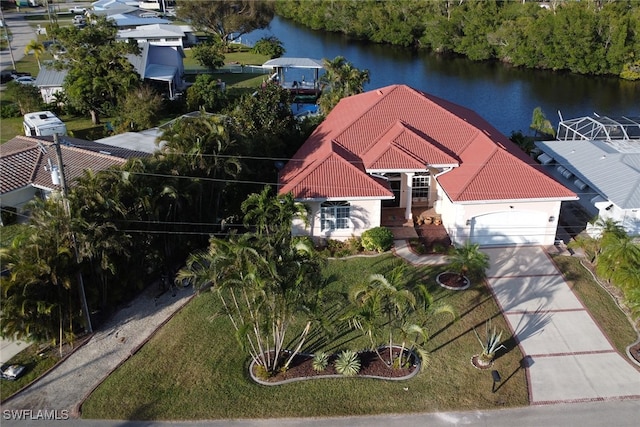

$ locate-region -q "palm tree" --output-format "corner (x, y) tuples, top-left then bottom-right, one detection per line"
(319, 56), (370, 113)
(24, 39), (45, 69)
(177, 190), (325, 375)
(346, 265), (454, 368)
(530, 106), (555, 138)
(1, 199), (81, 355)
(448, 242), (490, 283)
(241, 186), (307, 239)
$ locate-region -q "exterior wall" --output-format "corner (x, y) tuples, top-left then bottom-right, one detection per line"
(292, 199), (382, 242)
(587, 203), (640, 238)
(0, 186), (38, 211)
(437, 184), (561, 246)
(39, 86), (64, 104)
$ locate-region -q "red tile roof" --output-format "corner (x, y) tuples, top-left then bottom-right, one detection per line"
(279, 85), (576, 202)
(1, 136), (141, 195)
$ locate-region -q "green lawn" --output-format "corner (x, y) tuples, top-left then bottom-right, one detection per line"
(0, 343), (60, 402)
(80, 255), (529, 420)
(552, 255), (638, 353)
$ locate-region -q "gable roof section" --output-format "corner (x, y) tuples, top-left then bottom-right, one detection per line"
(278, 141), (392, 200)
(34, 66), (67, 88)
(362, 121), (459, 171)
(0, 136), (148, 194)
(280, 84), (576, 202)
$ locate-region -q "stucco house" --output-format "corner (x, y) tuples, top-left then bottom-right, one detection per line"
(278, 85), (577, 246)
(33, 66), (66, 104)
(0, 135), (149, 214)
(33, 40), (185, 103)
(535, 115), (640, 237)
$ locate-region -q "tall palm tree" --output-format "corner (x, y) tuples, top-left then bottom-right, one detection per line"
(178, 190), (325, 375)
(24, 39), (45, 69)
(241, 186), (307, 239)
(530, 106), (555, 138)
(319, 56), (370, 113)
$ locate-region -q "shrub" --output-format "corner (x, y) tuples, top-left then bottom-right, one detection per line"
(1, 206), (18, 226)
(334, 350), (361, 376)
(312, 352), (329, 372)
(0, 103), (21, 118)
(251, 36), (285, 59)
(361, 227), (394, 252)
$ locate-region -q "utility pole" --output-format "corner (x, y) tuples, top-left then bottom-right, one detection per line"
(53, 133), (93, 334)
(0, 6), (17, 70)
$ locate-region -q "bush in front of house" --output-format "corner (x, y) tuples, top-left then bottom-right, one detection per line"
(361, 227), (394, 253)
(1, 206), (18, 226)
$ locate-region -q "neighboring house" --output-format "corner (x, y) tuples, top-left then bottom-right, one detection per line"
(0, 135), (149, 212)
(117, 23), (185, 47)
(535, 115), (640, 237)
(34, 43), (185, 101)
(278, 84), (577, 246)
(92, 0), (140, 10)
(33, 66), (66, 104)
(117, 23), (198, 48)
(127, 41), (185, 99)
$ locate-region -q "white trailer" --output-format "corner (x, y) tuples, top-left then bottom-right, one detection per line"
(23, 111), (67, 137)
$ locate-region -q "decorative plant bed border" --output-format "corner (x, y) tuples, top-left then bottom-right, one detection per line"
(470, 354), (494, 370)
(249, 347), (421, 386)
(436, 272), (470, 291)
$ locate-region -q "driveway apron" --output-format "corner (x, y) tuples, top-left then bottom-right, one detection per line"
(483, 246), (640, 404)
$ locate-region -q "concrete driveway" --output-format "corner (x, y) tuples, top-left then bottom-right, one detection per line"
(483, 246), (640, 404)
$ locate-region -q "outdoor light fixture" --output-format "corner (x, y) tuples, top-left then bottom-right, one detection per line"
(491, 370), (501, 393)
(549, 216), (555, 222)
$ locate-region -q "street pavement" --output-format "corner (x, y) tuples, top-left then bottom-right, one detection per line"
(1, 398), (640, 427)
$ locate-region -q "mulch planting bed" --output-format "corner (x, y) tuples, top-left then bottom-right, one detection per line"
(254, 348), (417, 383)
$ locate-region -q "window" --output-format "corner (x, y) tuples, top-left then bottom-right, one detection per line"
(412, 173), (430, 199)
(321, 201), (350, 231)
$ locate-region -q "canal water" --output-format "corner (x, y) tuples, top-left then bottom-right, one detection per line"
(246, 16), (639, 135)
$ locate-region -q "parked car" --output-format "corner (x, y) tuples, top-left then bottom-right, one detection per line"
(14, 76), (36, 85)
(68, 6), (86, 14)
(1, 364), (26, 381)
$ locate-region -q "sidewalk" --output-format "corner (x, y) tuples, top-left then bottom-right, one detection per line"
(2, 283), (194, 414)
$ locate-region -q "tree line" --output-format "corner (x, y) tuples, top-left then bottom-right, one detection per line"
(275, 0), (640, 79)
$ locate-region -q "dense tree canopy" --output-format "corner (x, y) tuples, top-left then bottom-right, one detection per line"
(276, 0), (640, 78)
(52, 17), (141, 124)
(177, 0), (275, 46)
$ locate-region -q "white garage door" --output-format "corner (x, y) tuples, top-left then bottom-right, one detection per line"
(470, 211), (547, 246)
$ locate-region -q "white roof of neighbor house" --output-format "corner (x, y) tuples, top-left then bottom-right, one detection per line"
(262, 58), (324, 69)
(536, 121), (640, 209)
(117, 24), (185, 40)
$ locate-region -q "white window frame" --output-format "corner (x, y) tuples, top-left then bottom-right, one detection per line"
(320, 201), (350, 231)
(412, 173), (430, 200)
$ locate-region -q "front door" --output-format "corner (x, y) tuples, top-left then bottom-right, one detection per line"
(382, 179), (401, 207)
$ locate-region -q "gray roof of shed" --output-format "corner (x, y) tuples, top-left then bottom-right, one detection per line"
(33, 66), (67, 87)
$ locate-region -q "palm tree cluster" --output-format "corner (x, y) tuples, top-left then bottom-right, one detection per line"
(0, 113), (253, 346)
(178, 186), (326, 374)
(570, 218), (640, 320)
(346, 265), (455, 370)
(318, 56), (371, 113)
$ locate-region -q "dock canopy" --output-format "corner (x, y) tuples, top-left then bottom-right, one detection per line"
(262, 57), (324, 70)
